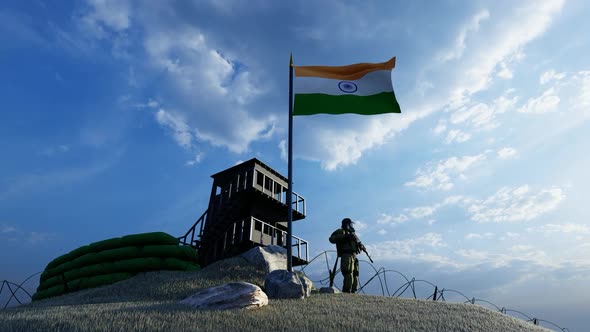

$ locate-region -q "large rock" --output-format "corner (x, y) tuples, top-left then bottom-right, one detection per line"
(264, 269), (306, 299)
(179, 282), (268, 310)
(241, 245), (287, 273)
(298, 273), (313, 297)
(319, 287), (340, 294)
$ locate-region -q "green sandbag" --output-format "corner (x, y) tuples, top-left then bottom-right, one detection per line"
(141, 245), (198, 262)
(42, 233), (175, 280)
(44, 252), (74, 272)
(68, 245), (92, 262)
(71, 272), (132, 291)
(44, 245), (91, 272)
(32, 284), (66, 301)
(44, 232), (176, 274)
(95, 246), (141, 262)
(120, 232), (178, 247)
(112, 257), (163, 273)
(163, 257), (200, 271)
(37, 273), (67, 292)
(42, 247), (137, 281)
(65, 263), (108, 281)
(88, 237), (123, 253)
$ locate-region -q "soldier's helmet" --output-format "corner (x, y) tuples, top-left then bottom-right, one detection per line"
(341, 218), (353, 228)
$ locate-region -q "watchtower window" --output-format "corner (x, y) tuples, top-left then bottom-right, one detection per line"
(264, 177), (273, 192)
(256, 170), (264, 187)
(263, 224), (272, 235)
(274, 182), (283, 201)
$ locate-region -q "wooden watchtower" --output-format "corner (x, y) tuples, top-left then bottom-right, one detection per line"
(178, 158), (308, 267)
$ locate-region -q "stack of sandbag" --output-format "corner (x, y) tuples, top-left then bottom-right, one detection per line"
(33, 232), (199, 301)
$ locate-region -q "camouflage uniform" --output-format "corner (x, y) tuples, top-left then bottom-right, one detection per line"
(329, 227), (360, 293)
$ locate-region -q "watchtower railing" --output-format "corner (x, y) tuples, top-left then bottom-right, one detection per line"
(252, 169), (306, 215)
(220, 216), (309, 263)
(177, 209), (208, 248)
(214, 167), (306, 216)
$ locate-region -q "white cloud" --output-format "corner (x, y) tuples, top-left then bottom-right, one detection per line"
(77, 0), (131, 39)
(1, 224), (17, 233)
(517, 87), (560, 113)
(497, 147), (518, 159)
(405, 153), (487, 191)
(376, 213), (408, 225)
(467, 185), (565, 222)
(530, 223), (590, 235)
(447, 91), (518, 131)
(377, 229), (387, 236)
(28, 232), (54, 245)
(353, 220), (368, 234)
(497, 62), (513, 79)
(185, 152), (204, 166)
(445, 129), (471, 144)
(575, 71), (590, 107)
(278, 140), (287, 161)
(454, 248), (555, 268)
(465, 232), (494, 240)
(370, 233), (448, 262)
(443, 0), (564, 107)
(438, 10), (490, 62)
(540, 69), (566, 85)
(406, 206), (437, 219)
(433, 121), (447, 135)
(133, 99), (159, 110)
(143, 25), (275, 154)
(0, 225), (54, 245)
(155, 109), (193, 149)
(294, 110), (426, 171)
(493, 93), (519, 114)
(380, 195), (465, 227)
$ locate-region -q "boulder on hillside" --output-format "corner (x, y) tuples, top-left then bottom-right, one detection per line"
(319, 287), (340, 294)
(179, 282), (268, 310)
(299, 273), (313, 297)
(264, 269), (307, 299)
(241, 245), (287, 273)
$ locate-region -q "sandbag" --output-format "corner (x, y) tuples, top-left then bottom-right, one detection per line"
(34, 231), (197, 301)
(141, 245), (198, 262)
(120, 232), (178, 247)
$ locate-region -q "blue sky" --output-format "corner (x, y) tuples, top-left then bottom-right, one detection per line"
(1, 0), (589, 329)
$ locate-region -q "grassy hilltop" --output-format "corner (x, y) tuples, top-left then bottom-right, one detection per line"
(0, 256), (551, 332)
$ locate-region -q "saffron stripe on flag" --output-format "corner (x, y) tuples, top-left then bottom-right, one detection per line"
(294, 57), (396, 80)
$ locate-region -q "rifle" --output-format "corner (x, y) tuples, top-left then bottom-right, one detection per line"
(352, 233), (374, 263)
(358, 242), (373, 263)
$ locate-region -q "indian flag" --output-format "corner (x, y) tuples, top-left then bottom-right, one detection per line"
(293, 57), (401, 116)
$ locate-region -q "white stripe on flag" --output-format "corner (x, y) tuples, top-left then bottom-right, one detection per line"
(294, 70), (393, 96)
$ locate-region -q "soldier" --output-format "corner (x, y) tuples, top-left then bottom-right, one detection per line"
(329, 218), (365, 293)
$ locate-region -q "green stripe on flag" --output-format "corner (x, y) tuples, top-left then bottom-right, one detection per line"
(293, 91), (401, 116)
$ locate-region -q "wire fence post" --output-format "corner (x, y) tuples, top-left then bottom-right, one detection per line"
(433, 286), (438, 301)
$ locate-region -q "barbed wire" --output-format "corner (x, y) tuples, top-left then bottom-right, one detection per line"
(0, 272), (41, 309)
(298, 250), (570, 332)
(1, 252), (572, 331)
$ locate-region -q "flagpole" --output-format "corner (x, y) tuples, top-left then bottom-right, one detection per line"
(287, 53), (294, 272)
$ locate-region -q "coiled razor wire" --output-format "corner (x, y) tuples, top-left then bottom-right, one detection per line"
(0, 272), (41, 309)
(1, 253), (571, 331)
(298, 250), (570, 332)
